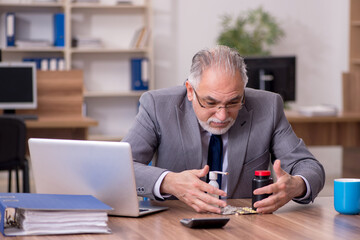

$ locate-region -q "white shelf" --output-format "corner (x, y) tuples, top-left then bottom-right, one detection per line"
(71, 48), (148, 54)
(0, 2), (64, 8)
(70, 3), (146, 10)
(84, 91), (145, 98)
(3, 47), (65, 52)
(0, 0), (153, 138)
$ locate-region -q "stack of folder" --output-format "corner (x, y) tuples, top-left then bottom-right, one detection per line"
(0, 193), (112, 236)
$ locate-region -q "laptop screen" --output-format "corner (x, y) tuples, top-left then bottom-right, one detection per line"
(28, 138), (141, 216)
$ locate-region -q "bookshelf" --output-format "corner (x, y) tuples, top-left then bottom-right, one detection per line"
(343, 1), (360, 113)
(349, 0), (360, 72)
(0, 0), (154, 140)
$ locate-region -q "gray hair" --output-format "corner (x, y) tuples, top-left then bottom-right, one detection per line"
(188, 45), (248, 89)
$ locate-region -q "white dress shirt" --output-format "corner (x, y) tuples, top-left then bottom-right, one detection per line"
(153, 128), (311, 201)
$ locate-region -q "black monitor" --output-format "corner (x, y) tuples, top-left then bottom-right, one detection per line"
(0, 62), (37, 115)
(244, 56), (296, 102)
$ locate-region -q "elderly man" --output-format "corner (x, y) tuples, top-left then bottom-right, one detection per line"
(123, 45), (325, 214)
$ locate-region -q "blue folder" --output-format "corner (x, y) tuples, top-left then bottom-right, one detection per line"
(6, 13), (15, 47)
(131, 58), (149, 91)
(54, 13), (65, 47)
(0, 193), (112, 236)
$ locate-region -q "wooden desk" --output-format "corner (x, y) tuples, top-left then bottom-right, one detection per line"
(286, 111), (360, 147)
(286, 111), (360, 177)
(25, 117), (98, 140)
(4, 197), (359, 240)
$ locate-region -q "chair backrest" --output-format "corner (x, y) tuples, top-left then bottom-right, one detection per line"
(0, 117), (26, 165)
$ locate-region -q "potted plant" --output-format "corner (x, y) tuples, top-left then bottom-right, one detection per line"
(217, 7), (285, 56)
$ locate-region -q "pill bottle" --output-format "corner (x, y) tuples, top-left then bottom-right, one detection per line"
(252, 170), (273, 210)
(208, 171), (228, 207)
(208, 171), (220, 199)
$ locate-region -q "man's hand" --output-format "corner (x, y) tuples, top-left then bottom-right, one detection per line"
(160, 165), (227, 213)
(253, 159), (306, 213)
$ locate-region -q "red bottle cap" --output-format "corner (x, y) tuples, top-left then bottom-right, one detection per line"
(255, 170), (271, 176)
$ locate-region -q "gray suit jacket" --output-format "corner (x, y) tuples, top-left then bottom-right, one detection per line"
(123, 86), (325, 203)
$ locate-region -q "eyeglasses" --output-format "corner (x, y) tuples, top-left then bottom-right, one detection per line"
(192, 86), (245, 111)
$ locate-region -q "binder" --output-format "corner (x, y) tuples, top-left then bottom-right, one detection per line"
(0, 193), (112, 236)
(40, 58), (49, 71)
(6, 13), (15, 47)
(54, 13), (65, 47)
(23, 58), (64, 70)
(57, 58), (65, 70)
(23, 58), (35, 65)
(131, 58), (149, 91)
(23, 58), (42, 70)
(49, 58), (57, 71)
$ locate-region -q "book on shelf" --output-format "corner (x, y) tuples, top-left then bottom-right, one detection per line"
(131, 58), (149, 91)
(72, 36), (103, 48)
(54, 13), (65, 47)
(297, 105), (338, 117)
(41, 58), (49, 71)
(23, 58), (42, 69)
(0, 193), (112, 236)
(57, 58), (65, 70)
(5, 12), (60, 49)
(6, 12), (15, 47)
(23, 57), (65, 71)
(15, 39), (52, 48)
(130, 27), (142, 48)
(130, 26), (151, 49)
(138, 27), (151, 48)
(47, 58), (65, 71)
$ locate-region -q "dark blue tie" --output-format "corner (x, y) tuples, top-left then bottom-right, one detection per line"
(207, 134), (223, 188)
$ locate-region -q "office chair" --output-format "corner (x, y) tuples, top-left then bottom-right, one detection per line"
(0, 116), (30, 193)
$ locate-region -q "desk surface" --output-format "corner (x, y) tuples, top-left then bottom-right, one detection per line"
(25, 117), (98, 128)
(5, 197), (359, 240)
(285, 110), (360, 122)
(24, 117), (98, 141)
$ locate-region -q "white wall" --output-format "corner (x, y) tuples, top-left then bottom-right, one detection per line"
(152, 0), (349, 110)
(151, 0), (350, 187)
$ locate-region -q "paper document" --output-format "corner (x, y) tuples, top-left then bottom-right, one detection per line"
(298, 105), (338, 117)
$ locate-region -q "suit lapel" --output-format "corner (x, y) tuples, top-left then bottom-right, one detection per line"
(227, 106), (253, 197)
(175, 98), (203, 170)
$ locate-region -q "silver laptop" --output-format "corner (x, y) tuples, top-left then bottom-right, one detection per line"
(28, 138), (168, 217)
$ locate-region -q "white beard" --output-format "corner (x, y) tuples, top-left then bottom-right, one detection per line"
(198, 117), (235, 135)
